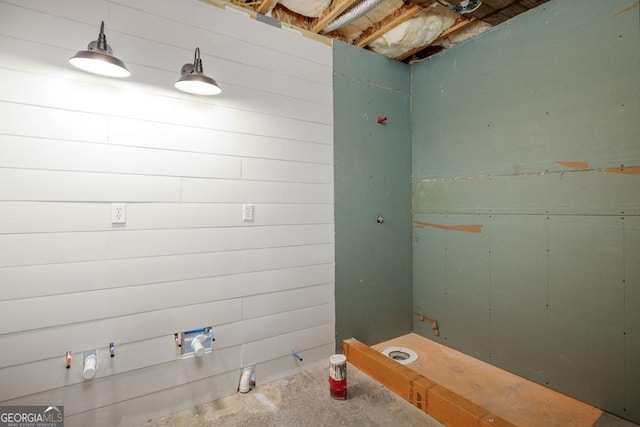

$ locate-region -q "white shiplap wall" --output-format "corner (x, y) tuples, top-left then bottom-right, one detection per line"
(0, 0), (334, 425)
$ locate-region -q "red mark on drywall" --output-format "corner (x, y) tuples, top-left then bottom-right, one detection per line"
(602, 166), (640, 175)
(413, 221), (483, 234)
(615, 2), (639, 16)
(376, 116), (387, 124)
(555, 160), (589, 170)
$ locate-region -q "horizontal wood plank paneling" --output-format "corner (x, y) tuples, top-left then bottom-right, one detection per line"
(0, 247), (334, 301)
(0, 135), (241, 179)
(0, 66), (332, 144)
(242, 283), (335, 319)
(0, 224), (333, 268)
(2, 346), (242, 415)
(0, 56), (332, 130)
(0, 0), (333, 423)
(218, 303), (335, 350)
(0, 231), (109, 268)
(242, 158), (334, 183)
(107, 245), (334, 289)
(0, 2), (332, 101)
(63, 370), (240, 427)
(0, 101), (107, 143)
(0, 168), (182, 202)
(0, 302), (333, 401)
(0, 298), (242, 368)
(107, 3), (333, 86)
(107, 224), (334, 258)
(241, 323), (335, 366)
(0, 35), (333, 126)
(108, 117), (333, 161)
(182, 179), (334, 203)
(0, 335), (203, 401)
(0, 202), (333, 234)
(0, 272), (334, 335)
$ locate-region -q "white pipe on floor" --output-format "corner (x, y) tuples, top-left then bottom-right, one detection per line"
(239, 366), (254, 393)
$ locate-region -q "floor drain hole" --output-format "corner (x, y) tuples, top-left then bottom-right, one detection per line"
(389, 351), (410, 361)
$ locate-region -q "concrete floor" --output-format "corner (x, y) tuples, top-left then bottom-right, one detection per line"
(139, 362), (442, 427)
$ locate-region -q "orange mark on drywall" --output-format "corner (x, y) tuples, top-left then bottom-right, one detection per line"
(602, 166), (640, 175)
(555, 160), (589, 170)
(615, 2), (639, 16)
(413, 221), (483, 234)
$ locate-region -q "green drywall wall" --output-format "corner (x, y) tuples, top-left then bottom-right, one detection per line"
(411, 0), (640, 422)
(333, 40), (412, 351)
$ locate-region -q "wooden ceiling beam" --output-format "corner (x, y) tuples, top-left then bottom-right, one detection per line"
(311, 0), (361, 34)
(257, 0), (277, 14)
(354, 2), (424, 47)
(395, 16), (476, 61)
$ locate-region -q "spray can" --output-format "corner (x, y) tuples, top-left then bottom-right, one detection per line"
(329, 354), (347, 400)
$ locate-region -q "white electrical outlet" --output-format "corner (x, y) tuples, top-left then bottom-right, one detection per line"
(242, 204), (254, 221)
(112, 203), (126, 224)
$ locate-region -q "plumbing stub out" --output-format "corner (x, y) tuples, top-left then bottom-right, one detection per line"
(176, 327), (214, 358)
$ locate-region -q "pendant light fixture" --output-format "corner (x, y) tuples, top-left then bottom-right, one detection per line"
(69, 21), (130, 78)
(175, 47), (221, 96)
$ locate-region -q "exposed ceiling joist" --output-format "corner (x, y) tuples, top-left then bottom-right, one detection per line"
(214, 0), (551, 62)
(354, 2), (423, 47)
(257, 0), (276, 14)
